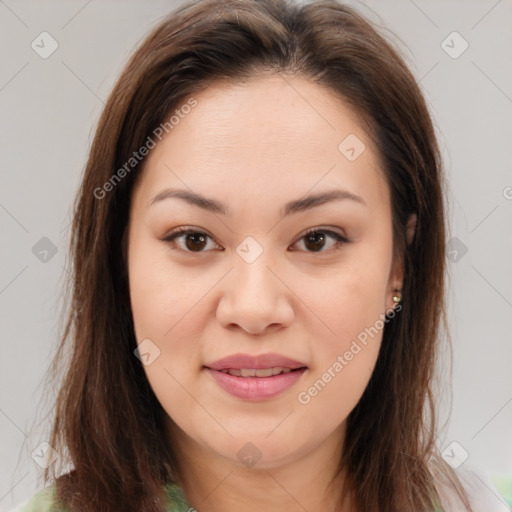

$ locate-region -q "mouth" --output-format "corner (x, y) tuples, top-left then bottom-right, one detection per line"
(215, 367), (307, 377)
(203, 353), (309, 400)
(204, 366), (308, 401)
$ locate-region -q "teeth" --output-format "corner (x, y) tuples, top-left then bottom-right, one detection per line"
(219, 367), (295, 377)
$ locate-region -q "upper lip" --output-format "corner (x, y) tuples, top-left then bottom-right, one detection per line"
(205, 353), (308, 371)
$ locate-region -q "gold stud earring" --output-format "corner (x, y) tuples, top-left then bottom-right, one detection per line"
(392, 290), (402, 305)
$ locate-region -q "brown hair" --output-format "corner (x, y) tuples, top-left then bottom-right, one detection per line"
(41, 0), (472, 510)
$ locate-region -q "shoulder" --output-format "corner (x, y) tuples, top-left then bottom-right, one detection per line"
(490, 473), (512, 507)
(8, 485), (67, 512)
(435, 464), (512, 512)
(164, 481), (195, 511)
(9, 482), (193, 512)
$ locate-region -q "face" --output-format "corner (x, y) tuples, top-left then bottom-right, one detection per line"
(127, 74), (403, 471)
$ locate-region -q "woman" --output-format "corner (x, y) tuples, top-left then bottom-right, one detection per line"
(11, 0), (512, 511)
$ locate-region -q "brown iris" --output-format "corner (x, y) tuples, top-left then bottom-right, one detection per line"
(184, 233), (208, 251)
(303, 231), (327, 252)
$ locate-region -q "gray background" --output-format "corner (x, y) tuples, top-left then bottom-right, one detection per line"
(1, 0), (511, 509)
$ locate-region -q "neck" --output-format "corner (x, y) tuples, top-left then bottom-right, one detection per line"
(165, 418), (354, 512)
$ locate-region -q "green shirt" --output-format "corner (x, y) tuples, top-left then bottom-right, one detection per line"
(10, 482), (193, 512)
(11, 473), (512, 511)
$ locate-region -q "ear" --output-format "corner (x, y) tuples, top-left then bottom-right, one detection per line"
(387, 213), (417, 311)
(387, 257), (405, 312)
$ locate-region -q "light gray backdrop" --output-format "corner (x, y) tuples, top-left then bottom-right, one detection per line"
(1, 0), (511, 509)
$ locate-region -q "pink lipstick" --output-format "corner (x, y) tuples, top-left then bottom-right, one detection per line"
(204, 352), (308, 401)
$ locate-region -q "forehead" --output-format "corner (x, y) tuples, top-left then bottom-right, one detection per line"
(132, 74), (388, 214)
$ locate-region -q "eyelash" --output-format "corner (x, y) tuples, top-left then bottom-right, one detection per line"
(161, 226), (350, 254)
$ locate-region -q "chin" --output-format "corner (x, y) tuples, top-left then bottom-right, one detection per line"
(208, 434), (311, 471)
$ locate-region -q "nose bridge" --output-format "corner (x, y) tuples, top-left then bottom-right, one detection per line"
(215, 235), (294, 333)
(232, 234), (278, 298)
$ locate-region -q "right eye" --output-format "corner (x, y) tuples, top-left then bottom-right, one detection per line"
(162, 227), (222, 253)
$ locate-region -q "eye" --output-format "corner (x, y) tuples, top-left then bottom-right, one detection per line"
(162, 226), (349, 254)
(290, 227), (349, 253)
(162, 227), (221, 253)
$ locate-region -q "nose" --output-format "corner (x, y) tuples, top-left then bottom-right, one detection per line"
(216, 250), (295, 335)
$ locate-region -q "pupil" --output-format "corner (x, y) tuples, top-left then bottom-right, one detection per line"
(305, 232), (325, 252)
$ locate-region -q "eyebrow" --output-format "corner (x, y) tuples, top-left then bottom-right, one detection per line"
(148, 187), (366, 216)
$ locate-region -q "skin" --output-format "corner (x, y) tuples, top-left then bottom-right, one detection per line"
(127, 74), (414, 512)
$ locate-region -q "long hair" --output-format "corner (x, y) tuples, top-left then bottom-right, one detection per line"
(41, 0), (472, 510)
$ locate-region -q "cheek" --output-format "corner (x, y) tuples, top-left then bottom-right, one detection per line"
(295, 245), (392, 419)
(128, 230), (204, 341)
(128, 237), (210, 429)
(127, 230), (208, 387)
(295, 306), (385, 434)
(303, 248), (391, 352)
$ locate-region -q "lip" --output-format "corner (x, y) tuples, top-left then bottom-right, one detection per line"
(204, 352), (308, 401)
(205, 352), (308, 371)
(205, 367), (308, 401)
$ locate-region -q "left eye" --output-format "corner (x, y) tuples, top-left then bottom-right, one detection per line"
(162, 227), (349, 254)
(293, 228), (349, 253)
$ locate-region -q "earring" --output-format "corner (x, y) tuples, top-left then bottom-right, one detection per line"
(392, 290), (402, 305)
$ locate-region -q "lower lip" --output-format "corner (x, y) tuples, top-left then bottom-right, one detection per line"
(205, 367), (308, 401)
